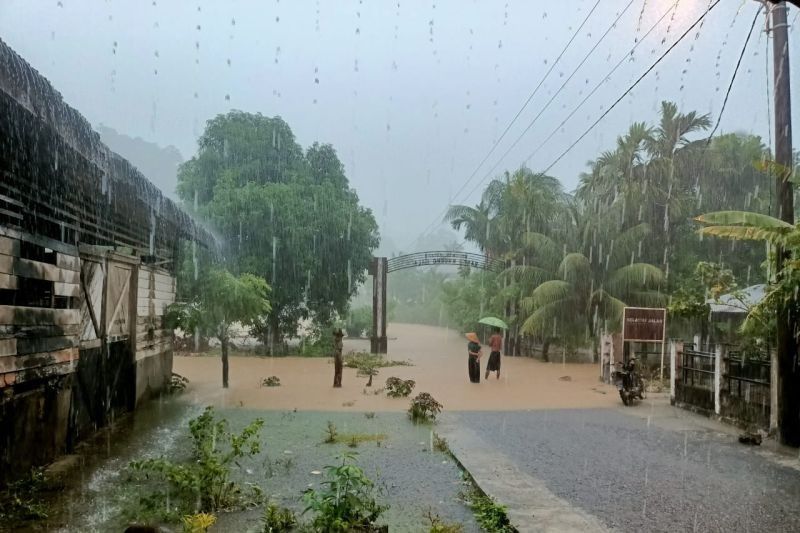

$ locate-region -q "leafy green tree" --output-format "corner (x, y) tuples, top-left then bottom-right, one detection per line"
(178, 112), (379, 348)
(167, 268), (270, 388)
(668, 262), (738, 342)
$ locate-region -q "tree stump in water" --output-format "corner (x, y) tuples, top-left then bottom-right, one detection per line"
(333, 328), (344, 388)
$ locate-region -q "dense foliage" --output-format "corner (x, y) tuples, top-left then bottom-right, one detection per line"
(439, 101), (774, 357)
(177, 111), (379, 348)
(126, 407), (265, 523)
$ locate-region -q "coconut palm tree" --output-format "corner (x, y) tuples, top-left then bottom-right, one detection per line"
(515, 217), (665, 361)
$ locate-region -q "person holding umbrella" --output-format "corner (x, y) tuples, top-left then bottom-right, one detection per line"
(478, 316), (507, 380)
(486, 327), (503, 380)
(465, 332), (482, 383)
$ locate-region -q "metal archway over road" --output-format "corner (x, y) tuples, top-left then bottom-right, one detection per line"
(369, 251), (506, 353)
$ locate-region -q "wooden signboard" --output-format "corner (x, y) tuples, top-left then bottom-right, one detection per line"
(622, 307), (666, 342)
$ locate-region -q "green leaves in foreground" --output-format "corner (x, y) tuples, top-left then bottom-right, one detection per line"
(302, 453), (387, 532)
(126, 407), (265, 523)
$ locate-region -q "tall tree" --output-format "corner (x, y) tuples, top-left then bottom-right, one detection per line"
(178, 112), (379, 348)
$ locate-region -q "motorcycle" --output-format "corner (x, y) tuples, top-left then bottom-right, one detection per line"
(613, 357), (646, 406)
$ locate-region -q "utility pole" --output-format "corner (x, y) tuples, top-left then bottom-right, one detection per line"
(769, 1), (799, 446)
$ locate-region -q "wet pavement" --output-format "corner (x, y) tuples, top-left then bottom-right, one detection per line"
(442, 403), (800, 533)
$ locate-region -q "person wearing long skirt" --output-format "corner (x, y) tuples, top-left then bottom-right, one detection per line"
(466, 332), (482, 383)
(485, 327), (502, 380)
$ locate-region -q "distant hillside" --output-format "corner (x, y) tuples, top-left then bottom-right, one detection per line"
(97, 125), (183, 201)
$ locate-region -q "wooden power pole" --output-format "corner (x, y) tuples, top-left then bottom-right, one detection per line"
(769, 1), (800, 446)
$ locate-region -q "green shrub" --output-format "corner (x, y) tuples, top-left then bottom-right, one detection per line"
(346, 306), (372, 338)
(409, 393), (443, 423)
(0, 468), (48, 523)
(302, 453), (387, 532)
(425, 509), (464, 533)
(465, 489), (514, 533)
(262, 502), (297, 532)
(344, 352), (412, 369)
(385, 377), (416, 398)
(170, 373), (190, 393)
(261, 376), (281, 387)
(126, 406), (264, 522)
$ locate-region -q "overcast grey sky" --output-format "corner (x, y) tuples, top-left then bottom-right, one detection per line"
(2, 0), (798, 251)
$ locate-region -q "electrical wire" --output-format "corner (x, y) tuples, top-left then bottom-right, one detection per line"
(706, 5), (762, 142)
(459, 0), (638, 203)
(404, 0), (602, 251)
(541, 0), (723, 175)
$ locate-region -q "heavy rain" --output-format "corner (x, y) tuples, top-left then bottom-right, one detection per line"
(1, 1), (800, 532)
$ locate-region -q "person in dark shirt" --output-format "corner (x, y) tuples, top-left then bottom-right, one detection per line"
(486, 327), (502, 380)
(466, 332), (482, 383)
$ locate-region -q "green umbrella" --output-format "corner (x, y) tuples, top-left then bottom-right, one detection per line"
(478, 316), (508, 329)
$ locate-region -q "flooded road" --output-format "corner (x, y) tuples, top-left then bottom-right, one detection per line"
(17, 323), (800, 532)
(174, 323), (618, 412)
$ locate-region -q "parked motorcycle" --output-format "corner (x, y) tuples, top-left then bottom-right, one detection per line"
(614, 357), (646, 406)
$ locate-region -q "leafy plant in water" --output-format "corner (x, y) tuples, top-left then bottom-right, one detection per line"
(385, 377), (416, 398)
(424, 508), (464, 533)
(357, 358), (380, 387)
(262, 375), (282, 387)
(170, 372), (190, 393)
(0, 468), (48, 523)
(182, 512), (217, 532)
(409, 392), (443, 423)
(432, 433), (449, 453)
(302, 453), (387, 532)
(262, 501), (297, 532)
(324, 421), (338, 444)
(126, 406), (265, 521)
(344, 352), (412, 369)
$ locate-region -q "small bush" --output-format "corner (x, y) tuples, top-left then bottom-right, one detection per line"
(302, 453), (387, 532)
(385, 377), (416, 398)
(357, 359), (380, 387)
(0, 468), (48, 523)
(344, 352), (412, 369)
(425, 509), (464, 533)
(432, 433), (449, 453)
(464, 489), (514, 533)
(126, 406), (264, 522)
(409, 393), (443, 423)
(262, 376), (281, 387)
(182, 512), (216, 532)
(346, 306), (372, 338)
(170, 373), (190, 393)
(324, 421), (338, 444)
(262, 502), (297, 532)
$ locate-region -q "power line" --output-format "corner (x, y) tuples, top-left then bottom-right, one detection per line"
(706, 5), (762, 142)
(521, 0), (680, 168)
(541, 0), (723, 175)
(405, 0), (602, 251)
(458, 0), (638, 203)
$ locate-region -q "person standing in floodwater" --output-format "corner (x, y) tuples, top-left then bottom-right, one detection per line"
(466, 332), (482, 383)
(486, 327), (502, 380)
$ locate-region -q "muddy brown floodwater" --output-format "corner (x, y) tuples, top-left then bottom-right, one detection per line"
(174, 323), (618, 412)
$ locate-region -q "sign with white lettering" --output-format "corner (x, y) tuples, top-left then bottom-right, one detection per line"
(622, 307), (666, 342)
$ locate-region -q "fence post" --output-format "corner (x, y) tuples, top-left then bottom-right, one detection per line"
(714, 344), (723, 416)
(669, 340), (677, 404)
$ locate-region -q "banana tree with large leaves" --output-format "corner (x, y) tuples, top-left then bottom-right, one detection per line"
(696, 209), (800, 446)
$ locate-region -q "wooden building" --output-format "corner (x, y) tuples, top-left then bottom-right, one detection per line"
(0, 38), (213, 480)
